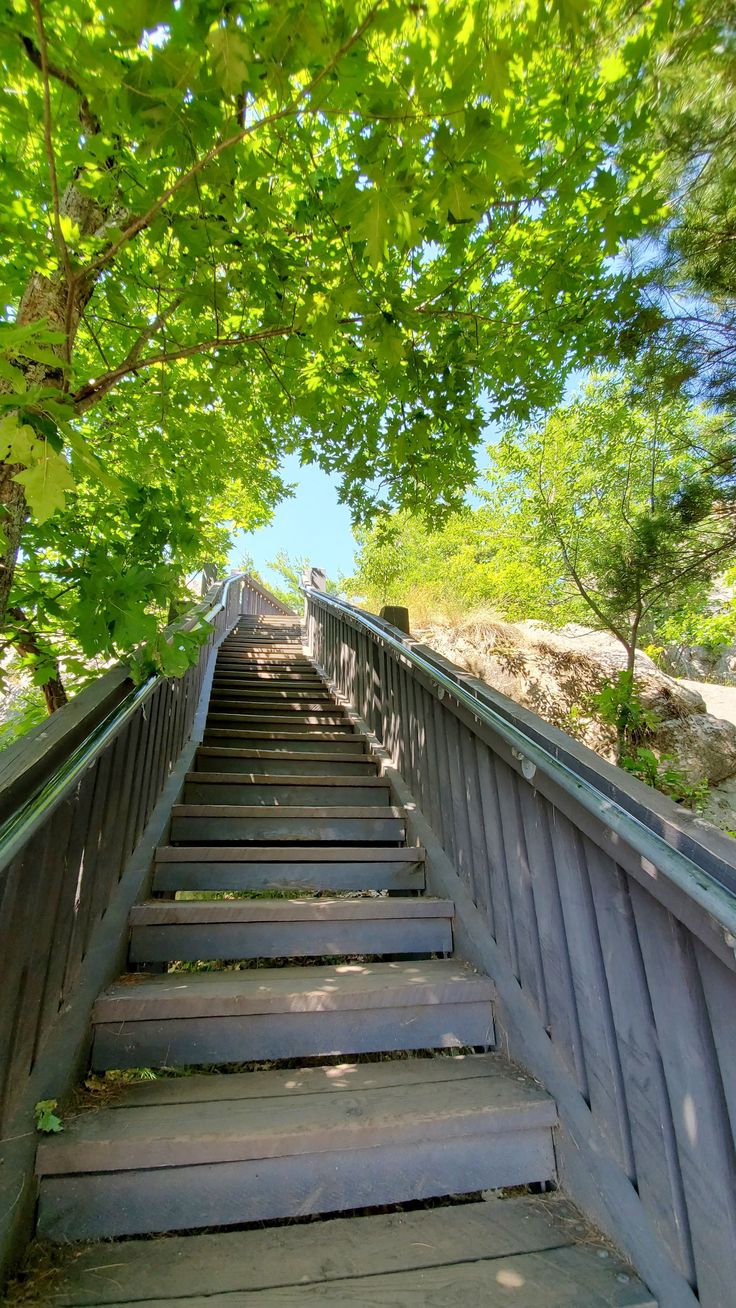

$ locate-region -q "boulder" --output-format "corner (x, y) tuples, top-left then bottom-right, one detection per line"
(651, 714), (736, 786)
(422, 616), (736, 785)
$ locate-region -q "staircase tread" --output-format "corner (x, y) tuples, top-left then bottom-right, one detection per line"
(184, 772), (387, 786)
(171, 803), (403, 817)
(37, 1054), (553, 1175)
(92, 959), (494, 1021)
(195, 748), (377, 764)
(129, 897), (452, 924)
(203, 730), (362, 740)
(45, 1195), (654, 1308)
(155, 845), (425, 862)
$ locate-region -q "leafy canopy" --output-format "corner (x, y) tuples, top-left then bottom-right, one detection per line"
(0, 0), (677, 695)
(1, 0), (669, 527)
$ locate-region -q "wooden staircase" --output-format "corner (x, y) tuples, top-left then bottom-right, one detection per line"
(35, 616), (656, 1305)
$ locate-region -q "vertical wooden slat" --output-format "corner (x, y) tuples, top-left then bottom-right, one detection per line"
(631, 883), (736, 1307)
(586, 846), (695, 1281)
(443, 707), (473, 884)
(549, 815), (635, 1176)
(475, 746), (519, 977)
(515, 784), (587, 1090)
(60, 770), (98, 997)
(495, 767), (547, 1022)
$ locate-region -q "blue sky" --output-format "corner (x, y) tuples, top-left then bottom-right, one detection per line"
(228, 412), (512, 591)
(228, 453), (357, 589)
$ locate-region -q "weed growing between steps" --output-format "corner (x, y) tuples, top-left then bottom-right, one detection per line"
(76, 1048), (484, 1103)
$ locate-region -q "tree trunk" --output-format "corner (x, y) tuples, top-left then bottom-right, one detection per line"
(615, 607), (643, 765)
(0, 181), (110, 625)
(7, 607), (68, 714)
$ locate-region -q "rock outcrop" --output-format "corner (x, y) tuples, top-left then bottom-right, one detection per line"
(421, 616), (736, 787)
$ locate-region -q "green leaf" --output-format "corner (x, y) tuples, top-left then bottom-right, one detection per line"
(206, 25), (250, 96)
(35, 1100), (63, 1134)
(14, 452), (75, 523)
(0, 416), (38, 465)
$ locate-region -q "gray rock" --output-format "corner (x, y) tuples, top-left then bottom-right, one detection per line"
(651, 714), (736, 786)
(424, 617), (733, 785)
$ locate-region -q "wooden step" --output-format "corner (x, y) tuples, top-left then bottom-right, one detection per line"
(182, 774), (391, 807)
(37, 1054), (548, 1241)
(208, 699), (341, 714)
(212, 677), (324, 689)
(201, 730), (367, 752)
(90, 959), (495, 1069)
(45, 1192), (656, 1306)
(129, 896), (452, 962)
(210, 687), (333, 700)
(205, 713), (353, 731)
(153, 846), (426, 893)
(170, 804), (405, 843)
(194, 748), (378, 776)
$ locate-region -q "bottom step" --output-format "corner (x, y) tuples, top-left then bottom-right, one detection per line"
(37, 1055), (555, 1241)
(46, 1193), (655, 1306)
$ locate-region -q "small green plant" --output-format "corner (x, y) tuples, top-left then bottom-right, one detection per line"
(591, 672), (660, 760)
(592, 676), (710, 810)
(34, 1100), (63, 1134)
(620, 747), (709, 810)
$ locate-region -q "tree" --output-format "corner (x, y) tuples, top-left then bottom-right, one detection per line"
(0, 0), (672, 683)
(630, 0), (736, 407)
(486, 372), (736, 756)
(266, 550), (345, 610)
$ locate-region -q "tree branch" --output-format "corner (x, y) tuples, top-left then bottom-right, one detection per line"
(71, 324), (302, 410)
(19, 31), (99, 134)
(30, 0), (73, 287)
(77, 5), (382, 286)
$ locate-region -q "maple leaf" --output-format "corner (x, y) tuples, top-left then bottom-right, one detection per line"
(14, 453), (75, 523)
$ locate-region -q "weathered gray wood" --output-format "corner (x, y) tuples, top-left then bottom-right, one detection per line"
(0, 665), (131, 823)
(209, 700), (341, 715)
(379, 746), (698, 1308)
(131, 897), (447, 924)
(515, 783), (588, 1092)
(206, 712), (352, 730)
(38, 1054), (552, 1174)
(129, 914), (451, 961)
(170, 805), (405, 844)
(152, 850), (426, 893)
(91, 1001), (496, 1069)
(202, 729), (368, 752)
(39, 1128), (554, 1242)
(210, 687), (332, 700)
(48, 1196), (653, 1308)
(194, 748), (377, 775)
(182, 775), (390, 807)
(93, 958), (493, 1021)
(585, 843), (694, 1281)
(90, 960), (494, 1067)
(546, 809), (635, 1178)
(630, 881), (736, 1308)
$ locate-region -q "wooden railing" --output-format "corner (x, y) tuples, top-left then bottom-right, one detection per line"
(304, 589), (736, 1308)
(0, 572), (290, 1274)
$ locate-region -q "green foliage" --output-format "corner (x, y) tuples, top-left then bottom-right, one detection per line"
(0, 0), (679, 675)
(588, 674), (709, 808)
(266, 551), (345, 611)
(636, 0), (736, 408)
(0, 679), (48, 750)
(621, 747), (709, 811)
(485, 371), (736, 661)
(590, 671), (659, 746)
(34, 1099), (63, 1134)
